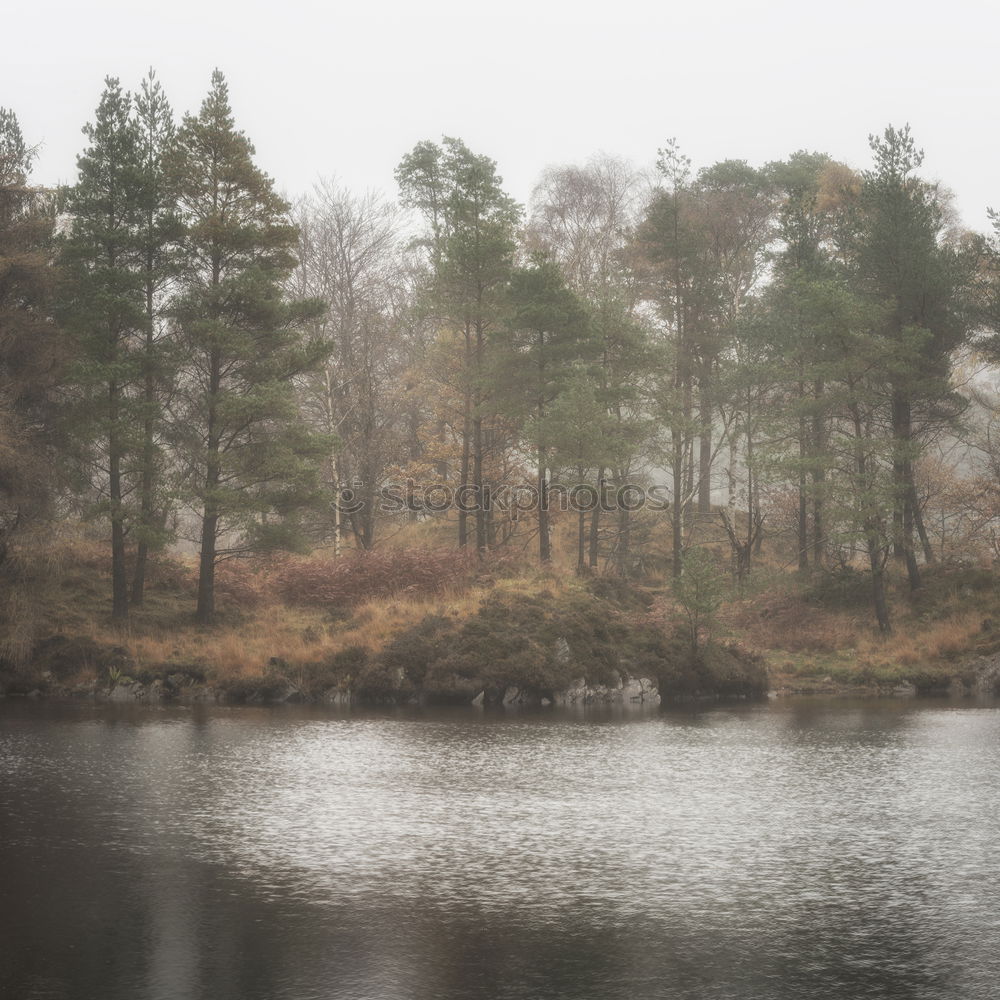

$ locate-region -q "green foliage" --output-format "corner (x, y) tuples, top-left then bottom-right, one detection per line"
(130, 69), (182, 601)
(673, 547), (726, 651)
(166, 71), (329, 621)
(59, 77), (152, 618)
(0, 107), (66, 661)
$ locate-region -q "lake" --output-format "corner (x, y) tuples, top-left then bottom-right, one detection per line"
(2, 698), (999, 999)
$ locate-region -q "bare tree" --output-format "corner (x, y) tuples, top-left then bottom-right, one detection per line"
(293, 181), (414, 551)
(529, 155), (654, 573)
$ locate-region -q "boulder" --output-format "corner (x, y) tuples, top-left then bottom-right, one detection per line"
(553, 674), (660, 706)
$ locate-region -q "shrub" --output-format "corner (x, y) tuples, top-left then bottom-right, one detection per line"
(275, 547), (478, 608)
(214, 560), (274, 609)
(803, 567), (871, 609)
(586, 575), (655, 611)
(31, 635), (132, 679)
(144, 555), (197, 593)
(673, 548), (726, 651)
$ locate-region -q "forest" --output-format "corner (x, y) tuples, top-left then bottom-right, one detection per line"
(4, 68), (1000, 698)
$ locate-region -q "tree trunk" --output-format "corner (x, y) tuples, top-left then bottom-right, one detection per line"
(798, 398), (809, 571)
(576, 475), (587, 576)
(892, 390), (921, 590)
(196, 513), (217, 624)
(811, 378), (825, 568)
(132, 339), (156, 605)
(473, 412), (486, 553)
(698, 377), (712, 515)
(108, 379), (128, 622)
(588, 469), (604, 569)
(672, 439), (684, 579)
(902, 487), (921, 592)
(472, 319), (487, 554)
(459, 388), (471, 549)
(616, 496), (630, 578)
(538, 460), (550, 563)
(909, 480), (935, 564)
(868, 543), (892, 634)
(852, 395), (891, 633)
(196, 348), (222, 624)
(132, 242), (158, 606)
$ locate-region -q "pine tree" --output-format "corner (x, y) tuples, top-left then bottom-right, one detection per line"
(131, 69), (179, 605)
(397, 138), (520, 552)
(498, 257), (595, 563)
(853, 125), (970, 590)
(167, 71), (327, 624)
(60, 78), (146, 622)
(526, 156), (651, 572)
(0, 108), (65, 661)
(545, 370), (621, 574)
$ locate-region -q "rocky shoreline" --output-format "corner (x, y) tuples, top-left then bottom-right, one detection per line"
(5, 654), (1000, 707)
(3, 668), (668, 708)
(5, 582), (1000, 708)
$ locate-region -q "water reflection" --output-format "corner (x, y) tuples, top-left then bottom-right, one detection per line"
(2, 699), (999, 999)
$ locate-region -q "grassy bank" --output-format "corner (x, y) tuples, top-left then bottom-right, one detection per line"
(2, 524), (999, 703)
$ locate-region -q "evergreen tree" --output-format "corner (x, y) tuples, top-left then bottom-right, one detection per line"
(0, 108), (65, 661)
(527, 156), (650, 572)
(545, 370), (622, 574)
(131, 69), (179, 605)
(639, 141), (717, 576)
(167, 71), (327, 624)
(498, 257), (595, 563)
(761, 151), (855, 569)
(853, 125), (970, 589)
(60, 78), (146, 622)
(397, 138), (520, 552)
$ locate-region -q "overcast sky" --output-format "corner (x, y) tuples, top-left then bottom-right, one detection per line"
(6, 0), (1000, 229)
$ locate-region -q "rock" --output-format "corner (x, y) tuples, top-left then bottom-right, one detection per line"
(553, 674), (660, 706)
(892, 682), (917, 697)
(974, 653), (1000, 696)
(948, 677), (970, 698)
(502, 686), (541, 707)
(554, 637), (571, 665)
(471, 690), (485, 707)
(609, 675), (660, 705)
(109, 682), (140, 702)
(553, 677), (588, 706)
(324, 688), (352, 706)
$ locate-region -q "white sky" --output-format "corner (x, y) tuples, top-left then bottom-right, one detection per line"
(5, 0), (1000, 230)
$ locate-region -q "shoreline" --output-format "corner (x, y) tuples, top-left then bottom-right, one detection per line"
(4, 655), (999, 708)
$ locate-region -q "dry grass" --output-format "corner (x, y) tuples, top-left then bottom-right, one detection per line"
(854, 611), (985, 668)
(720, 591), (864, 654)
(93, 575), (567, 681)
(16, 518), (1000, 692)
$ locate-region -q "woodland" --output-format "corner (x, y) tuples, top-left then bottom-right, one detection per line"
(4, 70), (1000, 697)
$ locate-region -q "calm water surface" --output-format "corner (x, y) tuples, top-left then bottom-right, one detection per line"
(2, 698), (999, 1000)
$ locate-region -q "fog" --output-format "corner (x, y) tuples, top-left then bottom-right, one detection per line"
(6, 0), (1000, 223)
